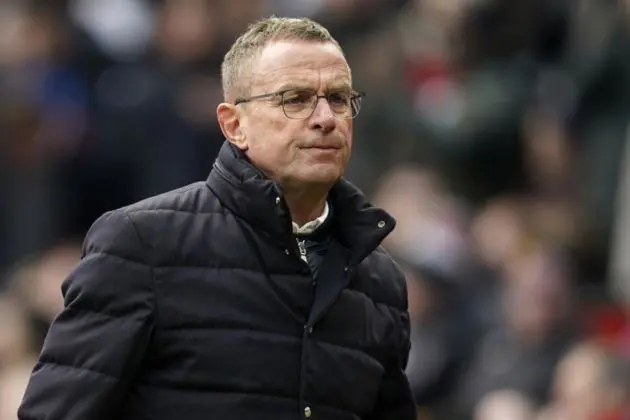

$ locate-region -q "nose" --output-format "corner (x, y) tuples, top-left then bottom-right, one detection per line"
(308, 97), (336, 133)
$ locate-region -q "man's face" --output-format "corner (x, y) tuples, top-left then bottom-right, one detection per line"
(238, 40), (353, 190)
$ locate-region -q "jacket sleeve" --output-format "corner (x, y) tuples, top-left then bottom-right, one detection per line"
(369, 308), (418, 420)
(18, 210), (155, 420)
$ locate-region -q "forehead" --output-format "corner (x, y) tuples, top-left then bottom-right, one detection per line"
(250, 40), (351, 90)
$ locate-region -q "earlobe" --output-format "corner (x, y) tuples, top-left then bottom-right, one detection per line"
(217, 103), (247, 150)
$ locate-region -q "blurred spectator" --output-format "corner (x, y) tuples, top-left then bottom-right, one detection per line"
(401, 256), (482, 419)
(0, 296), (35, 420)
(452, 242), (577, 419)
(0, 360), (32, 420)
(538, 342), (630, 420)
(0, 297), (32, 370)
(7, 242), (80, 347)
(474, 390), (536, 420)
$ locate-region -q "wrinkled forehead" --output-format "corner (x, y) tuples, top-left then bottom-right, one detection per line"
(250, 41), (352, 91)
(254, 65), (352, 92)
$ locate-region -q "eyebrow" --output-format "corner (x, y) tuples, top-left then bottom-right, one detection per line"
(274, 83), (353, 93)
(274, 84), (308, 92)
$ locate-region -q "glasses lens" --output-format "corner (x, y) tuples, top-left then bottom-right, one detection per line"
(282, 90), (316, 119)
(281, 89), (363, 119)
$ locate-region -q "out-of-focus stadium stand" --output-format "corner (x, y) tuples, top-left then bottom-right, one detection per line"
(1, 0), (630, 419)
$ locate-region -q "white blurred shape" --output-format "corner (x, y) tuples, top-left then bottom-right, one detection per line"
(69, 0), (155, 60)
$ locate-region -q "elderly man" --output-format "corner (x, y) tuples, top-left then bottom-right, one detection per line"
(18, 16), (416, 420)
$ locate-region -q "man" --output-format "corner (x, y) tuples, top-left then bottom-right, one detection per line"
(18, 16), (416, 420)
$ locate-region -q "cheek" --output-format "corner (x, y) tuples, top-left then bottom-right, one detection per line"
(247, 108), (284, 142)
(342, 121), (353, 146)
(346, 131), (353, 151)
(248, 116), (298, 163)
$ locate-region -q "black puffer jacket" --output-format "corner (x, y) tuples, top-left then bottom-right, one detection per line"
(18, 141), (416, 420)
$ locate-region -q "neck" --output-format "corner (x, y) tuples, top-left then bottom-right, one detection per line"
(283, 185), (329, 227)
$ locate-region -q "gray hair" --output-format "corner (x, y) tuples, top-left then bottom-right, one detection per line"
(220, 16), (342, 102)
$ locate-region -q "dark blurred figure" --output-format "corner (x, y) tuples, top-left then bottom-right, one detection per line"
(63, 0), (227, 237)
(0, 1), (89, 283)
(401, 258), (481, 419)
(453, 242), (578, 419)
(397, 0), (569, 204)
(371, 165), (480, 418)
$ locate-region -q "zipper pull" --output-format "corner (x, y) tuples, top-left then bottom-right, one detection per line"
(297, 239), (307, 263)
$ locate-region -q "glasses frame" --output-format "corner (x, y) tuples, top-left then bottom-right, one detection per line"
(234, 88), (366, 120)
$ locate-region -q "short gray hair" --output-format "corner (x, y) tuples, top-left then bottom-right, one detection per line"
(221, 16), (342, 102)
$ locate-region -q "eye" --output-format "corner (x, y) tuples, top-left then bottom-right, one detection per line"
(283, 90), (314, 105)
(328, 92), (351, 106)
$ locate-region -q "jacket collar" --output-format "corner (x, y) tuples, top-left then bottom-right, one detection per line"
(206, 141), (396, 265)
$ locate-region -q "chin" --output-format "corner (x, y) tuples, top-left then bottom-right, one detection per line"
(300, 164), (343, 185)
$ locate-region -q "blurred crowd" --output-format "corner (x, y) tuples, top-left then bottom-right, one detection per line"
(2, 0), (630, 419)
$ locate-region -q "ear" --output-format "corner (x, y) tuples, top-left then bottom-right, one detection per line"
(217, 102), (248, 150)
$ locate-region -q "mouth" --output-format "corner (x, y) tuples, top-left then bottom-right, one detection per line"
(302, 145), (341, 150)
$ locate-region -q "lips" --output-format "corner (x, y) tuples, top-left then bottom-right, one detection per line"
(301, 143), (342, 150)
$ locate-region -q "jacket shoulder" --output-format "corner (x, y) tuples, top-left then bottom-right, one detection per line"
(106, 181), (223, 240)
(358, 246), (408, 311)
(90, 181), (227, 266)
(120, 181), (217, 215)
(83, 209), (144, 260)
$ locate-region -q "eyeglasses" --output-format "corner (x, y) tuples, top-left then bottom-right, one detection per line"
(234, 88), (365, 120)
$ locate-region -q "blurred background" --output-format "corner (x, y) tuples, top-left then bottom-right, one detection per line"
(2, 0), (630, 419)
